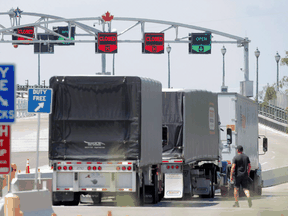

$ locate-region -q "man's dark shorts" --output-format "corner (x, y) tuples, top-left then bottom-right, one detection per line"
(234, 175), (248, 189)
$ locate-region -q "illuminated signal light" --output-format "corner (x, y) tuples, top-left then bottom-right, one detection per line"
(122, 166), (126, 171)
(162, 161), (169, 163)
(98, 166), (102, 171)
(87, 166), (91, 170)
(171, 166), (174, 169)
(127, 166), (132, 171)
(176, 165), (179, 169)
(58, 162), (61, 164)
(57, 166), (61, 170)
(167, 165), (170, 169)
(93, 166), (97, 170)
(69, 166), (73, 170)
(63, 166), (67, 170)
(128, 162), (132, 164)
(116, 166), (120, 171)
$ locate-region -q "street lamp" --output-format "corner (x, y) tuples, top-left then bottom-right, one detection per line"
(221, 46), (227, 92)
(275, 52), (281, 91)
(166, 44), (171, 88)
(255, 48), (260, 103)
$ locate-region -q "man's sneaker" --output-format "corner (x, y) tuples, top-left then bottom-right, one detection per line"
(233, 201), (240, 207)
(248, 197), (252, 208)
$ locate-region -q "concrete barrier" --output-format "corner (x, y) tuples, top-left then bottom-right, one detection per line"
(0, 190), (54, 216)
(262, 166), (288, 187)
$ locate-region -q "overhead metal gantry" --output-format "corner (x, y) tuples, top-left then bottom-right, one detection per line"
(0, 8), (252, 96)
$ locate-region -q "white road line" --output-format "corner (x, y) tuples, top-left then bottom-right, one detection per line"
(271, 156), (275, 159)
(261, 162), (268, 165)
(272, 151), (275, 154)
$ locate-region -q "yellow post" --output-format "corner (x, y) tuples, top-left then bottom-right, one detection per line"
(4, 193), (21, 216)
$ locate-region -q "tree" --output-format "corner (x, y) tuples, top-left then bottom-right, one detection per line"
(281, 51), (288, 66)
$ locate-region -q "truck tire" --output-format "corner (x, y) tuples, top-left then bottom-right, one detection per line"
(52, 200), (62, 206)
(52, 192), (62, 206)
(209, 170), (215, 198)
(153, 173), (159, 204)
(63, 193), (80, 206)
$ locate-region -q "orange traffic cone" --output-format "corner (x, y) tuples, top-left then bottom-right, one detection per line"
(26, 159), (30, 174)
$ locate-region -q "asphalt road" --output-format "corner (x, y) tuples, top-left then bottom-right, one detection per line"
(52, 183), (288, 216)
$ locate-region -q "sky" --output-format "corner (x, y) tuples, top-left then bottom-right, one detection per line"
(1, 0), (288, 101)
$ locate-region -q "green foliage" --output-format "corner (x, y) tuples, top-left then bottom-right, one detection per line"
(281, 51), (288, 66)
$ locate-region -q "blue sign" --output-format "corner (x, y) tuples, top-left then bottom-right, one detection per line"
(0, 65), (15, 124)
(28, 88), (52, 113)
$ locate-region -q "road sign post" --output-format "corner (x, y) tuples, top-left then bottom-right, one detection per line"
(0, 125), (10, 174)
(0, 65), (15, 124)
(28, 88), (52, 190)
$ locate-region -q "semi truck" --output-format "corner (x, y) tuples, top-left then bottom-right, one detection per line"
(161, 89), (223, 199)
(218, 93), (268, 196)
(49, 76), (163, 206)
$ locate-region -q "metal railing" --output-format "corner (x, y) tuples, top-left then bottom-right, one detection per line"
(258, 103), (288, 124)
(16, 98), (35, 118)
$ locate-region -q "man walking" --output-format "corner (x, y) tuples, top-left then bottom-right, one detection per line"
(230, 145), (252, 208)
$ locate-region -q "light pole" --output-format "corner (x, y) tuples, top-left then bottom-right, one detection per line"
(221, 46), (227, 92)
(275, 52), (281, 91)
(255, 48), (260, 103)
(166, 44), (171, 88)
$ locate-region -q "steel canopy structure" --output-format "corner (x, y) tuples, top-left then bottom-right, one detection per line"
(0, 9), (252, 96)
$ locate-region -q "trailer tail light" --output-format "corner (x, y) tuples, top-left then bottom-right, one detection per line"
(127, 166), (132, 171)
(87, 166), (91, 170)
(98, 166), (102, 171)
(174, 161), (182, 163)
(128, 162), (132, 164)
(176, 165), (179, 169)
(77, 162), (82, 164)
(162, 161), (169, 163)
(57, 166), (61, 170)
(122, 166), (126, 171)
(167, 165), (170, 169)
(97, 162), (102, 164)
(69, 166), (73, 170)
(171, 166), (174, 169)
(63, 166), (67, 170)
(117, 162), (122, 164)
(87, 162), (92, 164)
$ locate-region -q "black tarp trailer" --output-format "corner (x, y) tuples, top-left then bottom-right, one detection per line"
(49, 76), (162, 206)
(161, 89), (222, 199)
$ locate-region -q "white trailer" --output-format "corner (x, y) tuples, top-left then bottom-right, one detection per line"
(218, 93), (267, 196)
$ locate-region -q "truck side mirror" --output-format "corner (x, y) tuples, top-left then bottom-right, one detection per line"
(263, 138), (268, 152)
(227, 128), (232, 145)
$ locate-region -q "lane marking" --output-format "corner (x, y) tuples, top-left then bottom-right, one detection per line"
(272, 151), (275, 154)
(271, 156), (275, 159)
(261, 162), (268, 165)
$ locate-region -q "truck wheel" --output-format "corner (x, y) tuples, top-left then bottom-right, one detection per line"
(52, 192), (62, 206)
(209, 170), (215, 198)
(153, 173), (159, 204)
(63, 193), (80, 206)
(256, 186), (262, 196)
